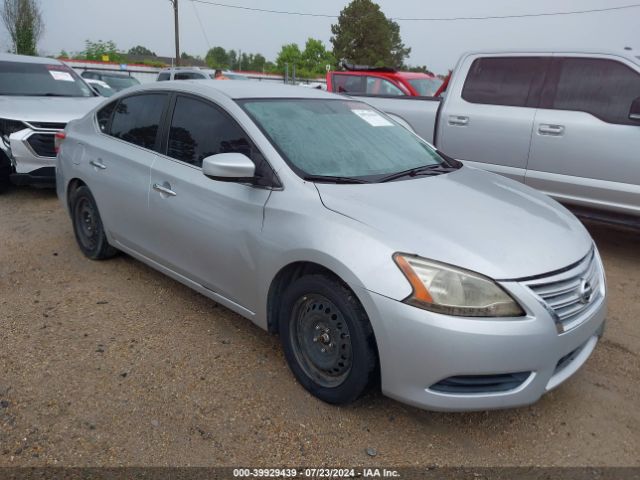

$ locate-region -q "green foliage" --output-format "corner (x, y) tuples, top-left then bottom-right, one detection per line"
(205, 46), (229, 68)
(275, 38), (333, 78)
(1, 0), (44, 56)
(406, 65), (434, 75)
(330, 0), (411, 69)
(128, 45), (156, 57)
(141, 59), (167, 68)
(79, 40), (124, 63)
(58, 49), (69, 59)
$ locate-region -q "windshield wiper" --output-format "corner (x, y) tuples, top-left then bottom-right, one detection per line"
(378, 164), (457, 183)
(303, 175), (370, 184)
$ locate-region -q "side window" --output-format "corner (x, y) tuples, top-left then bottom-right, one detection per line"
(96, 101), (117, 133)
(551, 58), (640, 125)
(157, 72), (170, 81)
(332, 74), (365, 94)
(110, 94), (167, 150)
(462, 57), (547, 107)
(83, 72), (96, 79)
(174, 72), (203, 80)
(167, 95), (266, 172)
(366, 77), (405, 96)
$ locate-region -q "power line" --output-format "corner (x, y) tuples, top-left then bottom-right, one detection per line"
(187, 0), (640, 21)
(191, 0), (211, 49)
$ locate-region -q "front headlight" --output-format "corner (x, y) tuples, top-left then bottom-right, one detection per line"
(394, 253), (525, 317)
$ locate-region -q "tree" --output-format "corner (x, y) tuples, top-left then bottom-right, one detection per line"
(79, 40), (124, 63)
(330, 0), (410, 68)
(301, 38), (335, 75)
(1, 0), (44, 55)
(276, 43), (302, 72)
(128, 45), (156, 57)
(205, 46), (229, 68)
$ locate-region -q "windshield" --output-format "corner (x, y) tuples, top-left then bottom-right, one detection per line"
(102, 75), (140, 91)
(242, 99), (444, 180)
(0, 61), (94, 97)
(408, 78), (444, 97)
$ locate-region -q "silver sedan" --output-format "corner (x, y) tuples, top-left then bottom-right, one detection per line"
(56, 81), (607, 411)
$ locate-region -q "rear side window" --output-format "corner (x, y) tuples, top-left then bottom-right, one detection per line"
(167, 95), (257, 168)
(109, 94), (167, 150)
(96, 101), (117, 133)
(550, 58), (640, 125)
(174, 72), (204, 80)
(157, 73), (170, 81)
(462, 57), (547, 107)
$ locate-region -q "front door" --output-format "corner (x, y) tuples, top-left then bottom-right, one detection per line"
(147, 94), (273, 312)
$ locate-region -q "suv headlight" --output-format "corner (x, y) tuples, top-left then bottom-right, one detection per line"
(394, 253), (525, 317)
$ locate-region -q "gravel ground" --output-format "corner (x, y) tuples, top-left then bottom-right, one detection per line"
(0, 187), (638, 467)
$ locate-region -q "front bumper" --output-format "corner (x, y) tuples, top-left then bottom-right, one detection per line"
(10, 166), (56, 187)
(356, 280), (606, 412)
(6, 127), (58, 180)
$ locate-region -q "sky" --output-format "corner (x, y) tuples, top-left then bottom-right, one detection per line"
(1, 0), (638, 74)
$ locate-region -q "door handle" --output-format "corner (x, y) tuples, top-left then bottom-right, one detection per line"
(153, 182), (177, 197)
(448, 115), (469, 126)
(538, 124), (565, 136)
(90, 160), (107, 170)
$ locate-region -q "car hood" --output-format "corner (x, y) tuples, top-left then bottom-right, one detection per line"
(315, 167), (592, 280)
(0, 96), (103, 123)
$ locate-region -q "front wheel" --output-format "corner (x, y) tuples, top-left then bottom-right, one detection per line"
(69, 185), (118, 260)
(279, 274), (378, 405)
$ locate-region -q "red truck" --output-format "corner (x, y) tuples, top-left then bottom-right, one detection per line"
(326, 63), (445, 97)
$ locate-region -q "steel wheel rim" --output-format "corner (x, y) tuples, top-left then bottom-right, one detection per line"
(74, 197), (98, 250)
(290, 294), (352, 388)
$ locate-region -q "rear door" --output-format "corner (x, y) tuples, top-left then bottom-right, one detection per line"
(526, 55), (640, 216)
(85, 93), (169, 255)
(146, 94), (274, 312)
(437, 55), (549, 182)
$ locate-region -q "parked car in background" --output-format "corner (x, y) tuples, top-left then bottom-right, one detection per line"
(57, 81), (606, 412)
(0, 53), (102, 192)
(85, 78), (116, 97)
(156, 67), (250, 81)
(327, 63), (444, 97)
(355, 50), (640, 227)
(80, 70), (140, 92)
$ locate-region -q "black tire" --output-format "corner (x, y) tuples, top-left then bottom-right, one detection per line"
(279, 274), (378, 405)
(69, 185), (118, 260)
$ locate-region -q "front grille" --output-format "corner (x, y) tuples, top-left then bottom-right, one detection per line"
(429, 372), (530, 394)
(523, 250), (603, 333)
(27, 133), (56, 157)
(27, 122), (66, 130)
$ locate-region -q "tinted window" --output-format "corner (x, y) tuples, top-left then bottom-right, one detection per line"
(157, 73), (170, 81)
(0, 61), (94, 97)
(82, 72), (97, 79)
(462, 57), (546, 107)
(332, 74), (365, 93)
(110, 94), (167, 150)
(366, 77), (405, 96)
(97, 101), (117, 132)
(168, 96), (259, 169)
(175, 72), (204, 80)
(551, 58), (640, 125)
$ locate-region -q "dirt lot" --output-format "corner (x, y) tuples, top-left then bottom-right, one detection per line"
(0, 187), (638, 467)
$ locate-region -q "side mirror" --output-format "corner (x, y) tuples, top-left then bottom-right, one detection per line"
(202, 153), (256, 182)
(630, 97), (640, 122)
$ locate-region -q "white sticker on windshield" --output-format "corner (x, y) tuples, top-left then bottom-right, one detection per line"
(352, 109), (394, 127)
(49, 70), (74, 82)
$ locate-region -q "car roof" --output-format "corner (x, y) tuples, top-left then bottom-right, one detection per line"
(332, 70), (436, 79)
(0, 53), (63, 65)
(461, 48), (640, 65)
(131, 80), (337, 100)
(83, 70), (134, 78)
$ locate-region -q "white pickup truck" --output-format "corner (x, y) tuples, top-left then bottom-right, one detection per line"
(357, 49), (640, 226)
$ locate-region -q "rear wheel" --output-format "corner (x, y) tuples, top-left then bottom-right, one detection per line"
(69, 186), (118, 260)
(279, 274), (378, 404)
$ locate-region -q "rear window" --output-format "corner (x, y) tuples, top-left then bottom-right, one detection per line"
(0, 61), (94, 97)
(550, 58), (640, 125)
(462, 57), (547, 107)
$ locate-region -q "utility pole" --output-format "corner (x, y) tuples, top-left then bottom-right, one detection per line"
(170, 0), (180, 66)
